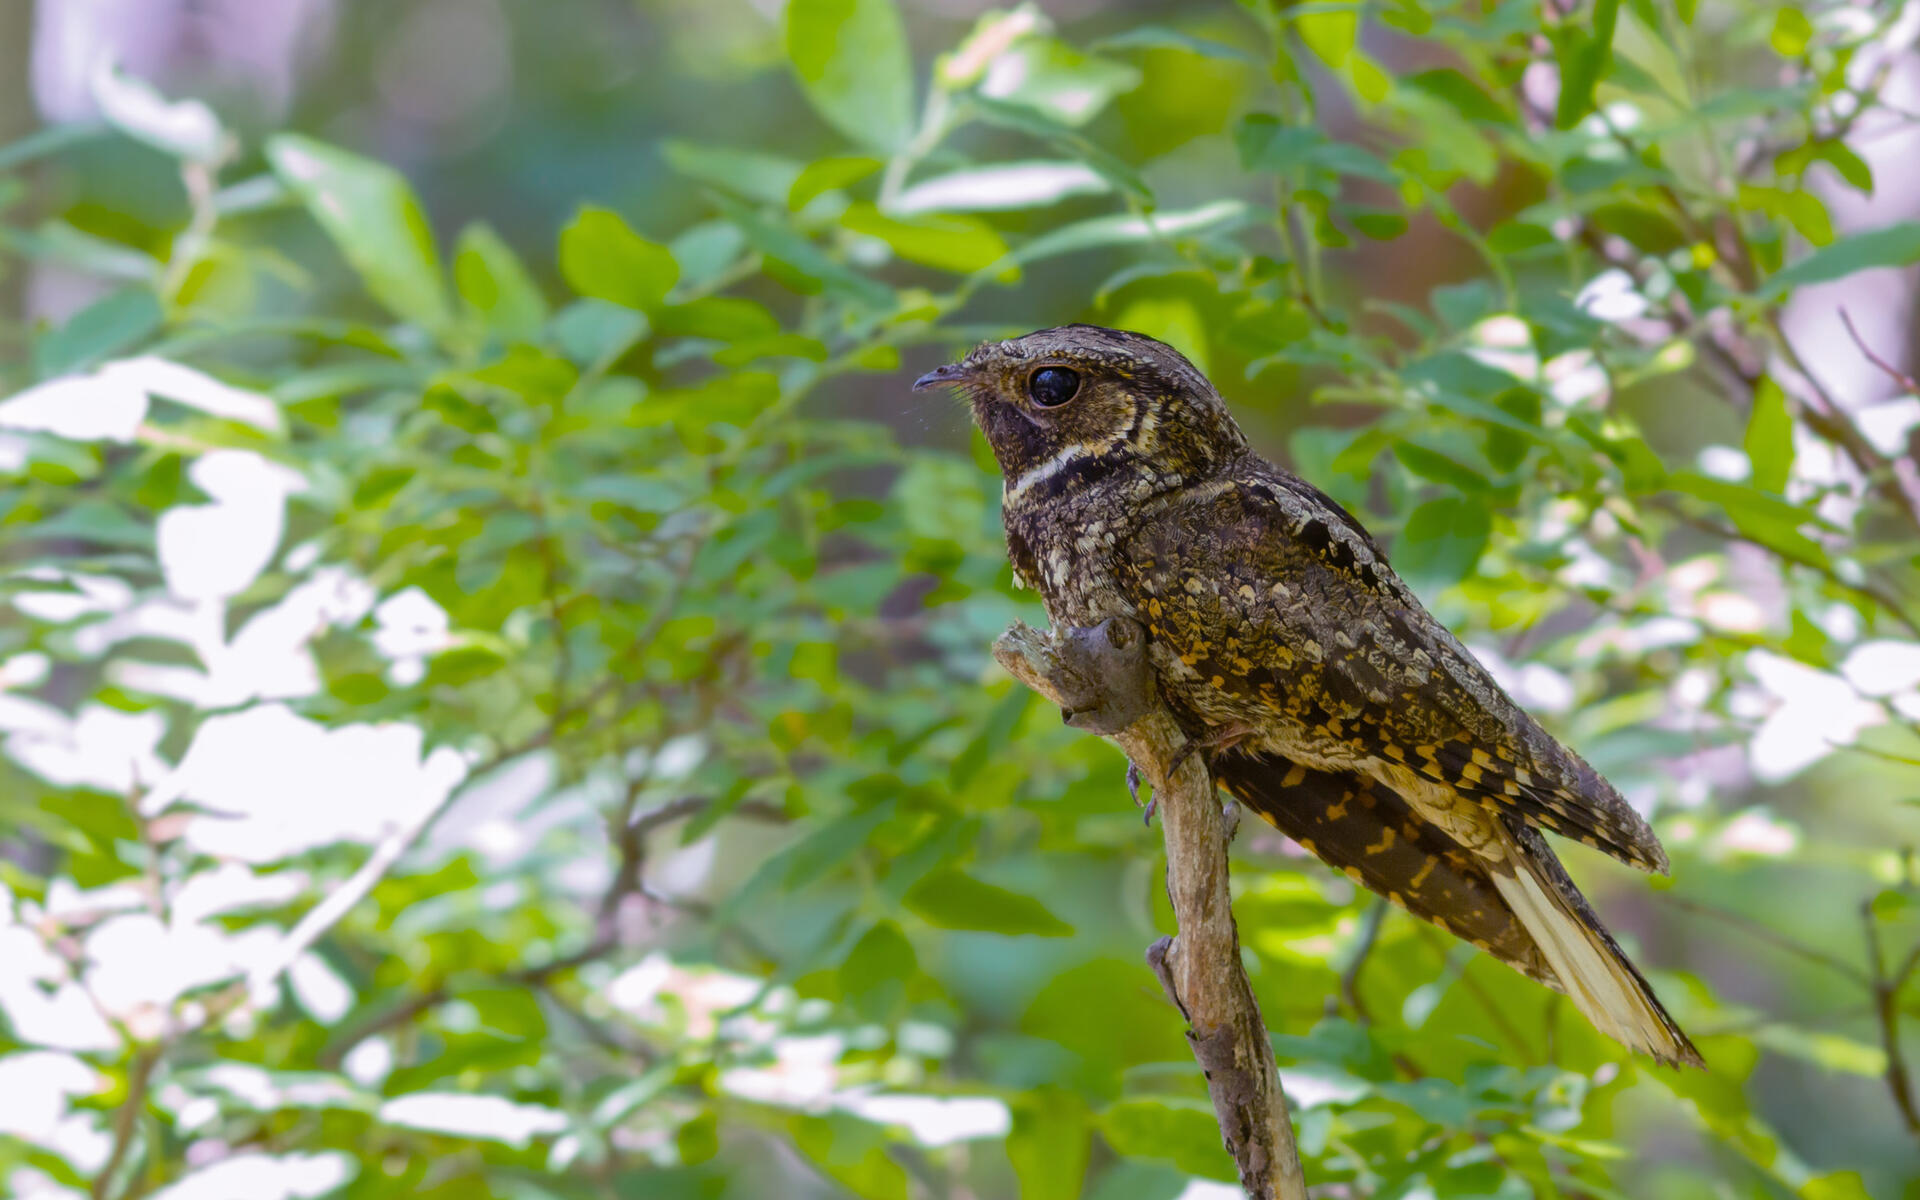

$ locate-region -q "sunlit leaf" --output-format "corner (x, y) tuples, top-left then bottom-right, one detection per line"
(785, 0), (915, 151)
(840, 202), (1010, 274)
(790, 155), (884, 210)
(1005, 200), (1248, 267)
(890, 162), (1109, 214)
(1745, 376), (1794, 493)
(557, 207), (678, 313)
(266, 134), (453, 332)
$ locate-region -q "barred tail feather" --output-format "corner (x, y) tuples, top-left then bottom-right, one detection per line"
(1214, 750), (1701, 1067)
(1491, 827), (1702, 1068)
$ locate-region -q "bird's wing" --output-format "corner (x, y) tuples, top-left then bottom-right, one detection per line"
(1125, 469), (1668, 874)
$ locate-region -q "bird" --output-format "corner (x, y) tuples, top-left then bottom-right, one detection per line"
(914, 323), (1701, 1067)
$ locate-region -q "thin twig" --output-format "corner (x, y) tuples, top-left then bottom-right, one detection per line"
(1864, 899), (1920, 1138)
(1839, 307), (1920, 395)
(1773, 316), (1920, 542)
(92, 1047), (159, 1200)
(1339, 897), (1389, 1023)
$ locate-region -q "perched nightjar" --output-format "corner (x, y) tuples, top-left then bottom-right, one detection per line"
(916, 324), (1700, 1067)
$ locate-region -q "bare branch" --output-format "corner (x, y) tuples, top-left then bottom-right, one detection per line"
(246, 786), (460, 1001)
(993, 618), (1307, 1200)
(1840, 307), (1920, 396)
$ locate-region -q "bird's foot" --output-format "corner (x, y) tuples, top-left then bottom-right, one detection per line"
(1165, 723), (1256, 780)
(1125, 761), (1160, 825)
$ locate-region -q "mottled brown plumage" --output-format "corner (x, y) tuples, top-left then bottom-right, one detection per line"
(916, 324), (1700, 1066)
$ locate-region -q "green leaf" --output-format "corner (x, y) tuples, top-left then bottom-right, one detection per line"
(550, 299), (648, 367)
(1744, 377), (1794, 492)
(840, 202), (1010, 274)
(558, 207), (678, 312)
(1770, 7), (1813, 56)
(1394, 496), (1492, 591)
(1007, 200), (1248, 268)
(1667, 472), (1829, 563)
(708, 193), (894, 308)
(34, 287), (163, 378)
(783, 800), (897, 893)
(1393, 442), (1489, 492)
(903, 870), (1073, 936)
(266, 134), (453, 332)
(654, 296), (780, 344)
(1553, 0), (1620, 129)
(890, 162), (1110, 214)
(840, 920), (915, 993)
(1111, 295), (1211, 376)
(969, 96), (1152, 202)
(1348, 208), (1408, 240)
(790, 155), (884, 210)
(1009, 1088), (1091, 1200)
(455, 223), (548, 341)
(1779, 139), (1875, 195)
(1402, 68), (1513, 125)
(1092, 26), (1261, 63)
(1765, 222), (1920, 296)
(1234, 115), (1397, 184)
(573, 476), (686, 513)
(1096, 1098), (1236, 1182)
(785, 0), (915, 151)
(791, 1113), (910, 1200)
(1295, 9), (1359, 68)
(1816, 140), (1874, 194)
(660, 141), (804, 206)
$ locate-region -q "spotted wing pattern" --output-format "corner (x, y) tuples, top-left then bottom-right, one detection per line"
(1126, 473), (1666, 873)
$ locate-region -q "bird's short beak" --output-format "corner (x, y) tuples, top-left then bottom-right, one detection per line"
(913, 361), (973, 392)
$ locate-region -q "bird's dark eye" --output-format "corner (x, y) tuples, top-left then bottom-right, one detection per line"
(1027, 367), (1080, 407)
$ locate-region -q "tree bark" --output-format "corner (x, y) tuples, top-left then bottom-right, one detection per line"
(992, 618), (1308, 1200)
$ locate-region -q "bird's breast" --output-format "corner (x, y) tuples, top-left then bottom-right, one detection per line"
(1004, 501), (1137, 629)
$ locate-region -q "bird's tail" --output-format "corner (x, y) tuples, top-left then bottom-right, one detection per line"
(1213, 750), (1701, 1067)
(1490, 823), (1702, 1067)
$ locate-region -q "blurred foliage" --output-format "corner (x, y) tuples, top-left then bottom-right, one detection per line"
(5, 0), (1920, 1198)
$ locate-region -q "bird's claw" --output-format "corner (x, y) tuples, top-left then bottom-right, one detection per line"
(1167, 735), (1204, 779)
(1125, 760), (1157, 825)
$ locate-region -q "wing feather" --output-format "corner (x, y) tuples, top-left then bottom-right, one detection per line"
(1126, 470), (1667, 873)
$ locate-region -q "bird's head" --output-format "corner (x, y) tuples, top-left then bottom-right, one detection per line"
(913, 324), (1248, 509)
